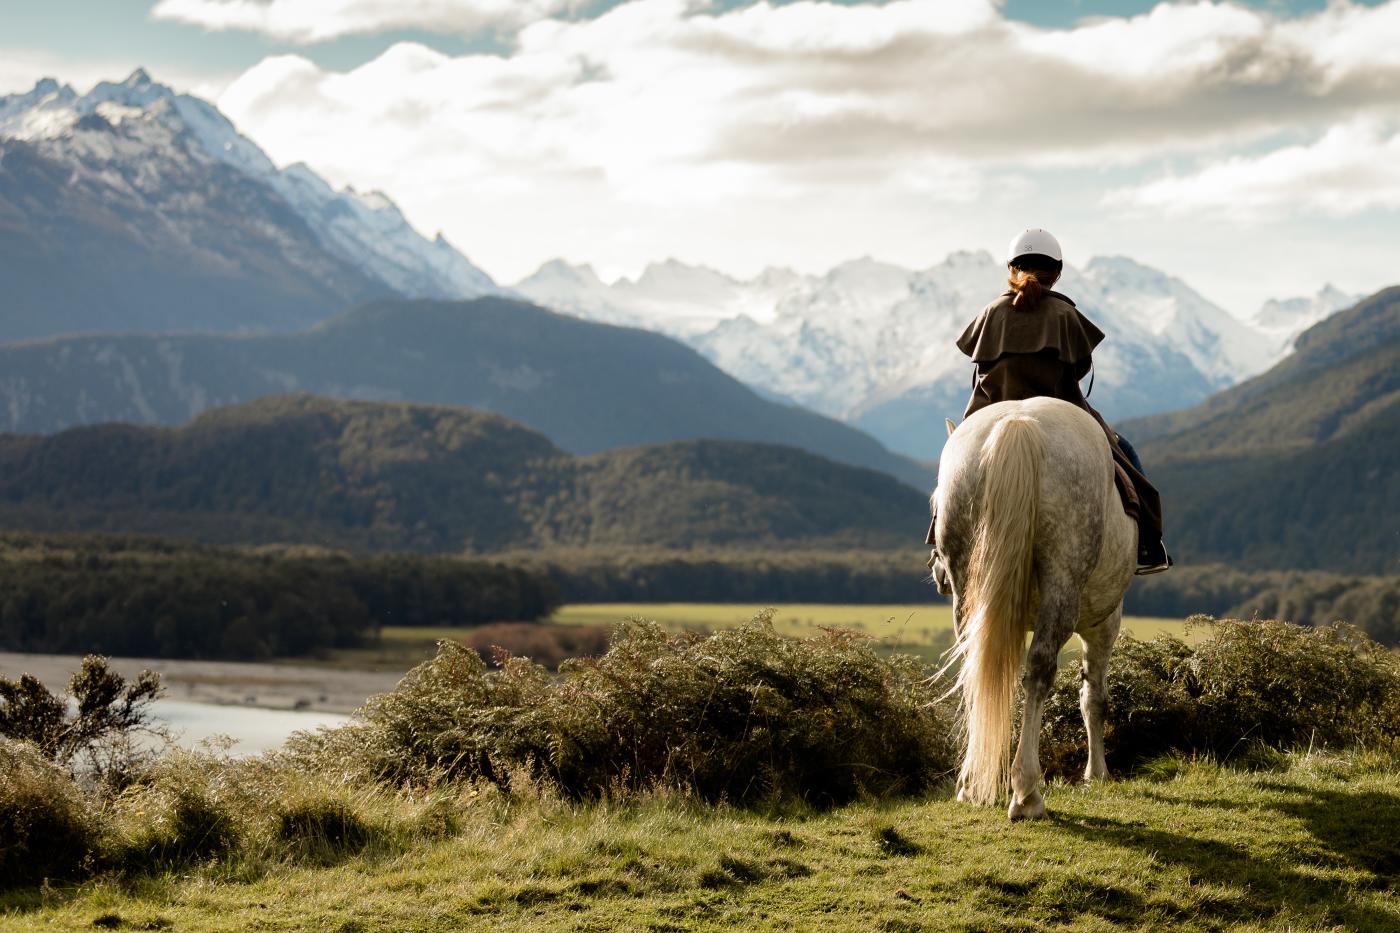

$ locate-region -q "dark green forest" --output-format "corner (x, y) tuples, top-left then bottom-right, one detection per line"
(1127, 563), (1400, 646)
(0, 533), (558, 660)
(499, 548), (941, 603)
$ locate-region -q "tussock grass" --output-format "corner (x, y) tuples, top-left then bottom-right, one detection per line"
(5, 752), (1400, 931)
(0, 738), (98, 886)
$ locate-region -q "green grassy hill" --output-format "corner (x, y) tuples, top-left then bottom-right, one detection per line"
(7, 759), (1396, 932)
(0, 395), (926, 552)
(5, 619), (1399, 930)
(0, 296), (930, 490)
(1125, 286), (1400, 573)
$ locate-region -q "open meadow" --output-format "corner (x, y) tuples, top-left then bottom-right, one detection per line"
(328, 604), (1195, 671)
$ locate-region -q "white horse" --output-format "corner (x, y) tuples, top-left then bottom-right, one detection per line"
(929, 397), (1136, 820)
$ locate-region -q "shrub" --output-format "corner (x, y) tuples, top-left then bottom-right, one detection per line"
(0, 738), (98, 887)
(0, 655), (164, 782)
(542, 618), (954, 805)
(1041, 618), (1400, 777)
(298, 614), (958, 807)
(1190, 618), (1400, 750)
(460, 623), (613, 670)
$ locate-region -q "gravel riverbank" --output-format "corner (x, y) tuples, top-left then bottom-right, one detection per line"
(0, 651), (403, 714)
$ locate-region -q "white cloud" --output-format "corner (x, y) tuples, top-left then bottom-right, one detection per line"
(1108, 121), (1400, 218)
(208, 0), (1400, 301)
(150, 0), (574, 43)
(217, 0), (1400, 189)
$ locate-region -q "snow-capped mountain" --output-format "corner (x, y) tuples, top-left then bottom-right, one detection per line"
(1251, 284), (1359, 354)
(0, 70), (498, 339)
(518, 258), (801, 336)
(515, 252), (1347, 460)
(1074, 256), (1274, 384)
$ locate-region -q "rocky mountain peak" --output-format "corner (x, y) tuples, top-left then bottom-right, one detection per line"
(0, 69), (499, 305)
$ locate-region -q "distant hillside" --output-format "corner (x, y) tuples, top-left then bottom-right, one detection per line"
(0, 296), (930, 490)
(1127, 286), (1400, 573)
(0, 396), (927, 552)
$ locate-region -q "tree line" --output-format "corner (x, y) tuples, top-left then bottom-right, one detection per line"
(0, 533), (560, 660)
(2, 533), (1392, 662)
(497, 549), (1400, 646)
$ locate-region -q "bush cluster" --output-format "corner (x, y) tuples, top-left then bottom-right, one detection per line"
(0, 655), (163, 782)
(295, 614), (958, 806)
(114, 757), (242, 867)
(1041, 617), (1400, 777)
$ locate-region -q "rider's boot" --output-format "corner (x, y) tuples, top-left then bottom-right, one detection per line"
(1135, 538), (1173, 575)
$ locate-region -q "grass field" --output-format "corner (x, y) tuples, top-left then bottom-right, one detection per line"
(551, 602), (1192, 643)
(4, 753), (1397, 931)
(329, 604), (1195, 671)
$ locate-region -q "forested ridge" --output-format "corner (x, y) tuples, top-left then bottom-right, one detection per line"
(0, 394), (925, 552)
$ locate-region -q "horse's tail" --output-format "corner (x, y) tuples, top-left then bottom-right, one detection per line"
(948, 414), (1044, 806)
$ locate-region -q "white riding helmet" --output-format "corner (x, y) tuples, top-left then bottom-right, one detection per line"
(1007, 228), (1062, 265)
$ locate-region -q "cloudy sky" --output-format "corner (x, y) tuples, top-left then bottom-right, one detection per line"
(3, 0), (1398, 315)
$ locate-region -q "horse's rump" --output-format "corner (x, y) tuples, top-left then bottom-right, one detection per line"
(933, 398), (1133, 811)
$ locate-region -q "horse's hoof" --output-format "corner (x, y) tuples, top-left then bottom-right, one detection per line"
(1008, 795), (1046, 821)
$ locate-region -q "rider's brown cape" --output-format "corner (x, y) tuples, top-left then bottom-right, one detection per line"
(926, 290), (1162, 548)
(956, 290), (1103, 418)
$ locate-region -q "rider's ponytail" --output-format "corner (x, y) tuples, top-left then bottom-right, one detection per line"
(1008, 268), (1046, 309)
(1007, 255), (1063, 310)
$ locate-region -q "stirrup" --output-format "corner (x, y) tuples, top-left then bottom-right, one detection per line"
(1134, 548), (1173, 576)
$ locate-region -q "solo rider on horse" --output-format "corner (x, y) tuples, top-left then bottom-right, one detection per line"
(927, 228), (1172, 575)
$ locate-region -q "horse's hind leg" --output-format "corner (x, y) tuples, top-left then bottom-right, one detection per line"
(1009, 586), (1078, 821)
(1079, 604), (1121, 783)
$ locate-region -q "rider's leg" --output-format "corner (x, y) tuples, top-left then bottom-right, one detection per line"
(1111, 432), (1171, 573)
(1115, 432), (1145, 474)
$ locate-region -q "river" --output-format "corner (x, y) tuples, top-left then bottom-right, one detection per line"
(150, 699), (351, 755)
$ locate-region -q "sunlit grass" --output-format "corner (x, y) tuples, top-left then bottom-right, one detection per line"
(5, 754), (1398, 932)
(549, 602), (1191, 640)
(324, 604), (1200, 669)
